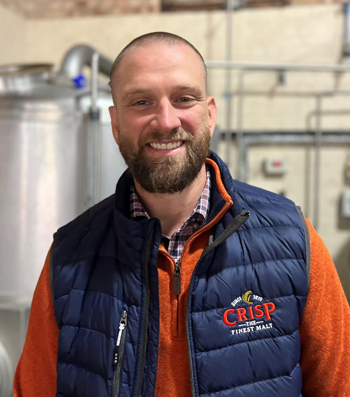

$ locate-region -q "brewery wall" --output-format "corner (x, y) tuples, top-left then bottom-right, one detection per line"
(0, 4), (25, 65)
(0, 3), (349, 293)
(11, 5), (350, 130)
(0, 3), (349, 389)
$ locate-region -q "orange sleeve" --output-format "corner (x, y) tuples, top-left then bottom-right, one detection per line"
(300, 219), (350, 396)
(13, 250), (59, 397)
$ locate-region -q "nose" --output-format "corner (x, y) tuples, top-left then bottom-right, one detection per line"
(150, 99), (181, 132)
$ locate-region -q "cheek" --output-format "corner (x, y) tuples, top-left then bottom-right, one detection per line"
(118, 130), (137, 150)
(182, 108), (209, 132)
(120, 114), (151, 138)
(181, 115), (202, 134)
(118, 126), (151, 156)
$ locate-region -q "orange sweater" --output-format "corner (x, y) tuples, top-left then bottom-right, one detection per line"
(14, 168), (350, 397)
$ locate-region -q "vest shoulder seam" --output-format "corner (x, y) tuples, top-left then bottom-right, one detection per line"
(296, 207), (311, 287)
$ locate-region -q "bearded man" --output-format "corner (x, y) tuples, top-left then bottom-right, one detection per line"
(14, 32), (350, 397)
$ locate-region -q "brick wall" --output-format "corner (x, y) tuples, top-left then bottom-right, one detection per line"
(0, 0), (160, 18)
(0, 0), (342, 19)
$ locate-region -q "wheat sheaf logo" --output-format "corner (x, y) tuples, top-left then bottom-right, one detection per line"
(242, 290), (253, 305)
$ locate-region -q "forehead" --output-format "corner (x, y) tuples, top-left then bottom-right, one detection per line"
(114, 42), (206, 94)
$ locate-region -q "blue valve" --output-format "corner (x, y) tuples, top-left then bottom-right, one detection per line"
(72, 74), (87, 89)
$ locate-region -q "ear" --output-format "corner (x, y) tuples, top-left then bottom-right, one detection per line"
(109, 106), (119, 145)
(206, 97), (217, 138)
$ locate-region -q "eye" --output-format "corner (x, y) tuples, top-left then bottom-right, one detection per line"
(177, 97), (192, 103)
(175, 96), (197, 108)
(134, 100), (149, 106)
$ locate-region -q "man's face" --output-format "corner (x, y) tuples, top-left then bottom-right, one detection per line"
(109, 42), (217, 194)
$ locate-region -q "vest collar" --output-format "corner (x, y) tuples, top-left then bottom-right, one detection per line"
(207, 151), (246, 220)
(112, 151), (246, 231)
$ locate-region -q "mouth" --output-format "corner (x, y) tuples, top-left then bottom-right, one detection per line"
(148, 140), (185, 150)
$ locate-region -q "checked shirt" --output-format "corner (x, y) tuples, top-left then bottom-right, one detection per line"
(130, 169), (211, 262)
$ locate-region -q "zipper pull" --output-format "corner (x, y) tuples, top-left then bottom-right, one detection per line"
(173, 262), (181, 295)
(114, 311), (127, 366)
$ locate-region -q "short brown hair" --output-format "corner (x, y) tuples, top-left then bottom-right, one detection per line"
(109, 32), (207, 98)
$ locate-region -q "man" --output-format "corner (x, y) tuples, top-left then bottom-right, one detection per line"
(14, 32), (350, 397)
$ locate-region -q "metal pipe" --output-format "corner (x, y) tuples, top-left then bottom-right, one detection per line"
(59, 44), (113, 78)
(205, 60), (350, 73)
(92, 115), (102, 206)
(241, 138), (248, 185)
(235, 131), (350, 145)
(87, 115), (101, 207)
(0, 341), (12, 397)
(311, 90), (349, 231)
(236, 69), (246, 181)
(348, 0), (350, 53)
(88, 52), (102, 207)
(344, 0), (350, 57)
(225, 0), (235, 168)
(313, 95), (323, 231)
(91, 52), (100, 113)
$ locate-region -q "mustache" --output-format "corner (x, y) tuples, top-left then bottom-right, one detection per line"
(140, 128), (194, 144)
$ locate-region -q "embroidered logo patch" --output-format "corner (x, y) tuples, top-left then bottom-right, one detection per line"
(223, 291), (276, 336)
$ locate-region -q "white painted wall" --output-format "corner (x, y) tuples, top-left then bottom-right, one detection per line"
(1, 4), (349, 299)
(0, 4), (26, 65)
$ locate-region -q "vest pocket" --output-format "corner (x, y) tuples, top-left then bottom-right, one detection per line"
(112, 310), (128, 397)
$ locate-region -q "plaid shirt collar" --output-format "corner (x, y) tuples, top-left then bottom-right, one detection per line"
(130, 168), (211, 232)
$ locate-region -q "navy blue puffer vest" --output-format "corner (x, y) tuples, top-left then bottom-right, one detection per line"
(50, 152), (309, 397)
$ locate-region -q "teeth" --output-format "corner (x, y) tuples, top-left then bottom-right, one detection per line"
(149, 141), (183, 150)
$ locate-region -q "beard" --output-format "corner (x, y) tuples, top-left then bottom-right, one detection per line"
(118, 125), (211, 194)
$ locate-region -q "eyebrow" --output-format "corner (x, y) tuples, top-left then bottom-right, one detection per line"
(122, 88), (150, 101)
(122, 84), (204, 101)
(176, 84), (204, 97)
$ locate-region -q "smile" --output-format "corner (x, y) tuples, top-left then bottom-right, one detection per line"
(148, 141), (184, 150)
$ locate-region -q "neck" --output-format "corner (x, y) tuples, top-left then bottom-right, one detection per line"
(134, 165), (207, 237)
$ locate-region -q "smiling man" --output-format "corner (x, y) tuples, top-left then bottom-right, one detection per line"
(14, 32), (350, 397)
(108, 36), (216, 238)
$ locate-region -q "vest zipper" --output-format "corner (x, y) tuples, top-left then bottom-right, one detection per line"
(173, 261), (181, 335)
(160, 250), (182, 337)
(112, 310), (128, 397)
(135, 228), (154, 397)
(186, 209), (250, 396)
(173, 262), (181, 295)
(200, 210), (250, 258)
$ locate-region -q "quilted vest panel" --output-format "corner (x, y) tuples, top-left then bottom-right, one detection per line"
(51, 152), (308, 397)
(186, 154), (308, 397)
(51, 173), (162, 397)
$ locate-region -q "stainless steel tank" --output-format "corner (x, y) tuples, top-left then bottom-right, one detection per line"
(0, 64), (89, 299)
(0, 58), (127, 299)
(0, 49), (127, 393)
